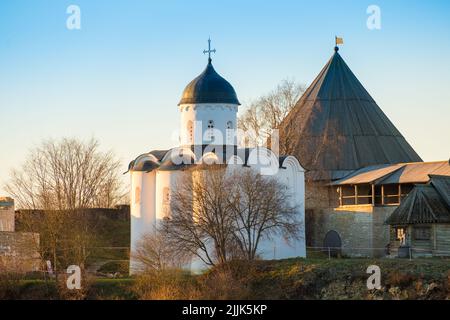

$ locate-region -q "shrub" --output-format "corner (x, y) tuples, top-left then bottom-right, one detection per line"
(0, 273), (21, 300)
(132, 269), (198, 300)
(387, 272), (416, 289)
(197, 267), (251, 300)
(97, 261), (129, 276)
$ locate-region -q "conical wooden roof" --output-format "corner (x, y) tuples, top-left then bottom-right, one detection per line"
(385, 175), (450, 225)
(279, 48), (422, 181)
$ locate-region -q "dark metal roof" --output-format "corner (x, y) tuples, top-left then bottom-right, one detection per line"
(0, 197), (14, 208)
(386, 175), (450, 225)
(178, 59), (240, 106)
(379, 161), (450, 185)
(278, 48), (422, 181)
(128, 146), (291, 172)
(126, 151), (169, 173)
(331, 161), (450, 186)
(132, 160), (160, 172)
(331, 163), (404, 185)
(149, 150), (170, 162)
(430, 174), (450, 206)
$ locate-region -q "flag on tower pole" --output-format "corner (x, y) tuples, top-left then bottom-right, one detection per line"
(335, 36), (344, 46)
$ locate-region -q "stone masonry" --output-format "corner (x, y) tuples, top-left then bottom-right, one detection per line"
(306, 185), (397, 257)
(0, 197), (41, 273)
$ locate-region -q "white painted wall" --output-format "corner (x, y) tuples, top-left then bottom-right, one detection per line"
(130, 171), (156, 274)
(259, 156), (306, 260)
(228, 154), (306, 262)
(155, 170), (185, 220)
(130, 152), (306, 274)
(179, 103), (238, 146)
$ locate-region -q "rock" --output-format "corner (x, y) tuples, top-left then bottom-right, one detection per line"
(426, 282), (440, 294)
(388, 287), (402, 300)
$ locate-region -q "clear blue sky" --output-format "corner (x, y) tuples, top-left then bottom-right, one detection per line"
(1, 0), (449, 193)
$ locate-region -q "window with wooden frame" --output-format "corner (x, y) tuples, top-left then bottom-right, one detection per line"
(413, 227), (431, 241)
(395, 227), (406, 242)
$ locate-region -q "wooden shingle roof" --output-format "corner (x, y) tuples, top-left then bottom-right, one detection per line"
(386, 175), (450, 225)
(332, 161), (450, 186)
(278, 48), (422, 181)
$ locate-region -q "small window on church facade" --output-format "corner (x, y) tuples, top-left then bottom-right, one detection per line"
(162, 187), (170, 217)
(163, 187), (170, 204)
(134, 187), (141, 205)
(226, 121), (233, 144)
(187, 121), (193, 144)
(207, 120), (215, 141)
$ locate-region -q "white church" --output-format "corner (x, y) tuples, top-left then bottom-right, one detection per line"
(127, 42), (306, 274)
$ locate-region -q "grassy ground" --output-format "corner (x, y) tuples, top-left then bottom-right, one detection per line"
(2, 258), (449, 300)
(246, 258), (450, 300)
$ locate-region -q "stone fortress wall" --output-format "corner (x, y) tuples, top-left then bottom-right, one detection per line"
(0, 197), (40, 273)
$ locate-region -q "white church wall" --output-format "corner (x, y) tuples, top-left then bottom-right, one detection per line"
(130, 155), (306, 274)
(155, 171), (171, 220)
(179, 103), (238, 146)
(246, 147), (281, 176)
(252, 156), (306, 260)
(226, 156), (306, 261)
(155, 170), (187, 220)
(130, 171), (156, 274)
(130, 58), (307, 274)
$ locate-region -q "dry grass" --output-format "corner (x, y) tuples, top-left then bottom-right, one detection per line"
(133, 269), (199, 300)
(132, 263), (253, 300)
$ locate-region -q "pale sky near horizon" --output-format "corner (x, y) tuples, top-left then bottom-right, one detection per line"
(1, 0), (449, 195)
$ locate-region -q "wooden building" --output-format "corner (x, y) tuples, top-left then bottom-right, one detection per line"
(277, 45), (448, 257)
(385, 175), (450, 258)
(331, 161), (449, 207)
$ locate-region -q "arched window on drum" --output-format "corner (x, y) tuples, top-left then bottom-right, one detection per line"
(207, 120), (215, 141)
(187, 120), (194, 144)
(226, 121), (233, 144)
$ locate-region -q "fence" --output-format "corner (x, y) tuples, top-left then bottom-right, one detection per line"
(306, 245), (450, 260)
(2, 245), (449, 280)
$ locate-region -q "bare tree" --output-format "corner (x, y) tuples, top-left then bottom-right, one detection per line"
(6, 138), (125, 210)
(133, 231), (190, 272)
(228, 169), (300, 261)
(163, 166), (237, 267)
(238, 79), (305, 148)
(4, 137), (124, 274)
(163, 166), (301, 266)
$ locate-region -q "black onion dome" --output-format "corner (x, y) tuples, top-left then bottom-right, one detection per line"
(179, 59), (240, 106)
